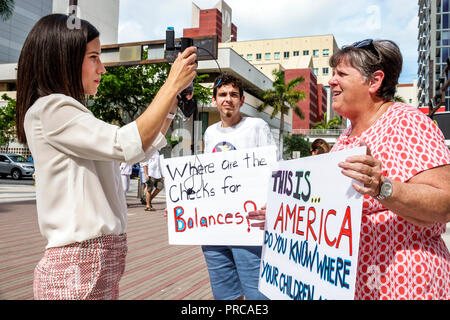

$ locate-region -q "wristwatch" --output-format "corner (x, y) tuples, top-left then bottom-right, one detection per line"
(375, 177), (393, 201)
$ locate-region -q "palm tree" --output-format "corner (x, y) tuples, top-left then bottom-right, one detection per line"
(313, 112), (343, 129)
(394, 95), (406, 103)
(0, 0), (15, 21)
(258, 69), (306, 144)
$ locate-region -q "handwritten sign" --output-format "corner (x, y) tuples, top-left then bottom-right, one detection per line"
(258, 147), (365, 300)
(161, 145), (278, 245)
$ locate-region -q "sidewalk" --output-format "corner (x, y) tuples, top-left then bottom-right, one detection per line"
(0, 181), (449, 300)
(0, 183), (37, 203)
(1, 180), (449, 248)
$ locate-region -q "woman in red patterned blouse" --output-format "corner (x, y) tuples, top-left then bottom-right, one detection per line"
(329, 39), (450, 299)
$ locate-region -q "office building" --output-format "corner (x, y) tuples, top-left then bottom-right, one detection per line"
(220, 35), (338, 126)
(0, 0), (52, 64)
(417, 0), (450, 111)
(0, 0), (118, 65)
(0, 0), (120, 97)
(0, 0), (120, 155)
(396, 80), (420, 108)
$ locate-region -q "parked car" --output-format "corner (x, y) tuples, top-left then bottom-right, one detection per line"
(0, 153), (35, 180)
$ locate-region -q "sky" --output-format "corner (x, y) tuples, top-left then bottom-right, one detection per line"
(118, 0), (419, 84)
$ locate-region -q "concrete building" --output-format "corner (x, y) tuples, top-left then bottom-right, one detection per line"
(0, 0), (120, 99)
(183, 1), (339, 135)
(219, 35), (340, 123)
(184, 1), (237, 43)
(284, 68), (326, 132)
(0, 0), (53, 64)
(52, 0), (119, 46)
(396, 80), (419, 107)
(0, 0), (118, 64)
(417, 0), (450, 111)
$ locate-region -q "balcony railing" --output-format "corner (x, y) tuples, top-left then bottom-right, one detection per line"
(293, 129), (345, 136)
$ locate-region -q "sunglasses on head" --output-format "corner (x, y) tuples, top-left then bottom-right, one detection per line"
(350, 39), (379, 58)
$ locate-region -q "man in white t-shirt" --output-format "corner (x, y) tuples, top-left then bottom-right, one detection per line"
(202, 74), (277, 300)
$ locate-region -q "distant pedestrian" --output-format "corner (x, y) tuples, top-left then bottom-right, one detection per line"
(119, 162), (132, 205)
(139, 160), (149, 204)
(310, 138), (331, 155)
(144, 150), (164, 211)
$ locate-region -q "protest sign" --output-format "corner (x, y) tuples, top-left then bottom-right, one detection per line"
(161, 145), (278, 245)
(258, 147), (365, 300)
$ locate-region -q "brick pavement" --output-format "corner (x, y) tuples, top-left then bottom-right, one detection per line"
(0, 182), (449, 300)
(0, 196), (213, 300)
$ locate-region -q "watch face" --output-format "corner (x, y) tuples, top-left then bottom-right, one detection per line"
(381, 179), (393, 197)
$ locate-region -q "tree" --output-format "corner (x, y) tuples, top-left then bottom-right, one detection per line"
(0, 0), (15, 21)
(89, 62), (211, 126)
(313, 112), (343, 129)
(394, 95), (406, 103)
(88, 63), (170, 126)
(283, 133), (311, 159)
(0, 94), (16, 148)
(258, 69), (306, 144)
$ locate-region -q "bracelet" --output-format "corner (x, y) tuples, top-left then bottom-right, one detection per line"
(167, 112), (175, 119)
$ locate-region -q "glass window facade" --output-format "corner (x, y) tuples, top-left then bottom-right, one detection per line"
(429, 1), (450, 110)
(0, 0), (53, 63)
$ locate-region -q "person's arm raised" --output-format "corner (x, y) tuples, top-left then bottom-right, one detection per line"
(135, 46), (197, 151)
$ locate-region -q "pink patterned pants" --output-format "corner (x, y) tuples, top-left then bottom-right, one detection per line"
(33, 234), (127, 300)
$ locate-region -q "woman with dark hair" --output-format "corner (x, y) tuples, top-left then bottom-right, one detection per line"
(16, 14), (197, 300)
(310, 138), (331, 155)
(249, 39), (450, 300)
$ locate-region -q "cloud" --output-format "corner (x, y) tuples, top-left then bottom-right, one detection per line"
(118, 20), (146, 43)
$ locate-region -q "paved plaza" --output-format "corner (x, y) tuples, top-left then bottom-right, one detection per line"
(0, 180), (449, 300)
(0, 179), (213, 300)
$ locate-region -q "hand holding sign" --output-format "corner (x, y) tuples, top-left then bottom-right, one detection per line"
(259, 147), (365, 300)
(247, 204), (267, 230)
(338, 142), (383, 198)
(161, 145), (277, 245)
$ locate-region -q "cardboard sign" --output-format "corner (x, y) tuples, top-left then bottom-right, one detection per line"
(161, 145), (278, 245)
(258, 147), (365, 300)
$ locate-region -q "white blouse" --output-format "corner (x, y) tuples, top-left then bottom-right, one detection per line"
(24, 94), (166, 248)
